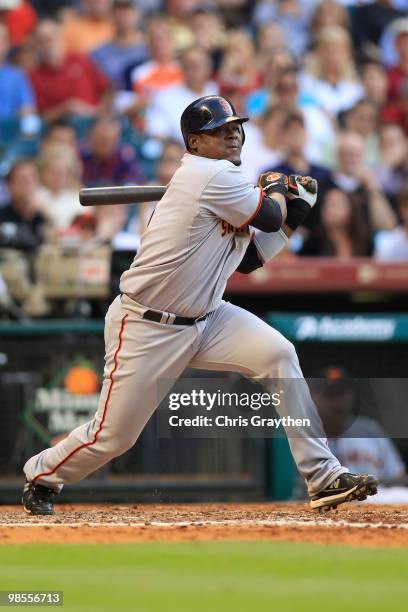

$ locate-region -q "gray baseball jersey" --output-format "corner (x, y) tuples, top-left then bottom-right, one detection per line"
(120, 153), (260, 317)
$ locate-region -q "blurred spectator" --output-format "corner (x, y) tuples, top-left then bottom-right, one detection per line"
(0, 158), (51, 315)
(216, 0), (253, 29)
(29, 0), (72, 20)
(300, 188), (373, 257)
(40, 120), (78, 152)
(91, 0), (147, 90)
(29, 20), (111, 122)
(154, 139), (184, 184)
(375, 122), (407, 203)
(351, 0), (405, 55)
(189, 4), (226, 71)
(300, 26), (364, 117)
(126, 16), (183, 121)
(379, 12), (408, 68)
(252, 0), (311, 58)
(145, 47), (218, 141)
(342, 98), (381, 167)
(113, 139), (184, 250)
(383, 18), (408, 134)
(245, 48), (296, 117)
(80, 115), (145, 242)
(0, 159), (47, 249)
(62, 0), (115, 55)
(330, 131), (397, 231)
(309, 0), (349, 45)
(0, 0), (37, 48)
(80, 115), (145, 187)
(255, 22), (285, 55)
(217, 30), (261, 112)
(268, 111), (332, 231)
(375, 182), (408, 260)
(310, 368), (406, 484)
(359, 60), (388, 109)
(269, 67), (336, 164)
(165, 0), (196, 53)
(240, 104), (286, 183)
(0, 22), (37, 119)
(36, 144), (88, 234)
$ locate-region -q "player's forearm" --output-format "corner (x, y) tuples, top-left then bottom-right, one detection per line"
(250, 192), (287, 233)
(236, 228), (289, 274)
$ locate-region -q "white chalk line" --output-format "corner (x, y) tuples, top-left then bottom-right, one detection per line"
(1, 519), (408, 530)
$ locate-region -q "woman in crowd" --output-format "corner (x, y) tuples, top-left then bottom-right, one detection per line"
(36, 144), (89, 235)
(300, 188), (373, 258)
(300, 26), (364, 118)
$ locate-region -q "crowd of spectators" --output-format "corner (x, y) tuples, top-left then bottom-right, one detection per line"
(0, 0), (408, 316)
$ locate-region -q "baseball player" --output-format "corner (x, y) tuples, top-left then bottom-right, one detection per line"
(22, 96), (378, 515)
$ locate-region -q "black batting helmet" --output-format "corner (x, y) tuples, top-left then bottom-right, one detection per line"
(180, 96), (249, 149)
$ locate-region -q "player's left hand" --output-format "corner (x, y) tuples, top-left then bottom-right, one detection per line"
(258, 171), (288, 197)
(286, 175), (318, 207)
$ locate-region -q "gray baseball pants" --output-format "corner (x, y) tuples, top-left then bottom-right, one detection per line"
(24, 295), (347, 494)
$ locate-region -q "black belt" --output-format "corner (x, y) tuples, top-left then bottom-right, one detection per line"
(143, 309), (208, 326)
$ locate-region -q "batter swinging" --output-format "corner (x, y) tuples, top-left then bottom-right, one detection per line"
(23, 96), (378, 514)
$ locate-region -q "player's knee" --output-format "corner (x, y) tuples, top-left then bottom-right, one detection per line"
(277, 339), (299, 364)
(265, 338), (298, 366)
(253, 338), (294, 377)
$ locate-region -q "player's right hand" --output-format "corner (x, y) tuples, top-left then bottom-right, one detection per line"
(258, 171), (288, 197)
(286, 175), (318, 207)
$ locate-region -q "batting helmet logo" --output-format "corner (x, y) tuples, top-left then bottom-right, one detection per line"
(219, 98), (233, 115)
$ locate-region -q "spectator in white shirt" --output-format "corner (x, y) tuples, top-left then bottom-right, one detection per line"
(36, 144), (89, 234)
(145, 46), (218, 142)
(300, 26), (364, 118)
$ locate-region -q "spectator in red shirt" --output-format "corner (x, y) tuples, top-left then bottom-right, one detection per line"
(29, 19), (111, 122)
(384, 18), (408, 134)
(0, 0), (37, 48)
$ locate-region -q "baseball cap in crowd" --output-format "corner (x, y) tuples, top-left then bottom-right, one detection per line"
(310, 366), (355, 396)
(392, 18), (408, 39)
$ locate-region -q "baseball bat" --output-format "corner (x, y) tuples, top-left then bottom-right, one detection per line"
(79, 185), (167, 206)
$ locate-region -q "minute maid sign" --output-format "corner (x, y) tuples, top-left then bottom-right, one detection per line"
(266, 314), (408, 343)
(23, 358), (100, 443)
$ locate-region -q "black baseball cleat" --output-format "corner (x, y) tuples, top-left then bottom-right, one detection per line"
(310, 472), (378, 511)
(22, 480), (55, 515)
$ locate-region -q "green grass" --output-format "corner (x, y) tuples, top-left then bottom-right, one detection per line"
(0, 542), (407, 612)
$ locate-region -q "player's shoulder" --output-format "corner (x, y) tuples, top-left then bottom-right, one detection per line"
(169, 153), (249, 201)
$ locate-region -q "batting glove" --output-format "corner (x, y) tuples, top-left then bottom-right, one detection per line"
(286, 175), (318, 207)
(285, 175), (318, 231)
(258, 171), (288, 197)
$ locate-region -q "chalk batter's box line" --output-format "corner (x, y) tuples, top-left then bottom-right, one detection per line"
(2, 519), (408, 530)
